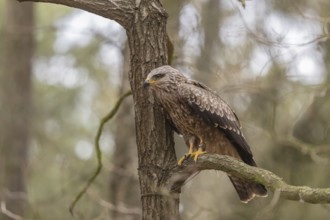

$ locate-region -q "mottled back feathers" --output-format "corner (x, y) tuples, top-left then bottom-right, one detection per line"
(178, 80), (255, 165)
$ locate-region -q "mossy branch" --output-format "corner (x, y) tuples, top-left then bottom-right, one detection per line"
(170, 154), (330, 204)
(69, 91), (132, 215)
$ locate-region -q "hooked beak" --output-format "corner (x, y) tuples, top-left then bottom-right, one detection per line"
(143, 79), (156, 89)
(143, 80), (150, 89)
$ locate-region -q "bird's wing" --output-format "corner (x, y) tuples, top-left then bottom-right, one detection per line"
(164, 111), (181, 135)
(178, 80), (255, 165)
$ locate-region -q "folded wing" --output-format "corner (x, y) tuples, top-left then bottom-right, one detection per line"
(178, 80), (256, 166)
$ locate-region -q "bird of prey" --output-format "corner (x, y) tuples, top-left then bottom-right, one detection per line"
(143, 65), (267, 203)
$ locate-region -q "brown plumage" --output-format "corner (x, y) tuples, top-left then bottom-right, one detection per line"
(143, 65), (267, 203)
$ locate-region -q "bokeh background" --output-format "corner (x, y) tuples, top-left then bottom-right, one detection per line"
(1, 0), (330, 219)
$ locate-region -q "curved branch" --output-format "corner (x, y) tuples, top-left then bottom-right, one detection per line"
(17, 0), (134, 29)
(279, 137), (330, 165)
(170, 154), (330, 204)
(69, 91), (132, 215)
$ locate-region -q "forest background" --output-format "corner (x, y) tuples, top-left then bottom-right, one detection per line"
(1, 0), (330, 219)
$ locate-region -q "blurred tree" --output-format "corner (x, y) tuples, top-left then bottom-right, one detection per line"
(195, 0), (222, 82)
(163, 0), (183, 66)
(109, 44), (140, 220)
(293, 22), (330, 146)
(0, 1), (34, 219)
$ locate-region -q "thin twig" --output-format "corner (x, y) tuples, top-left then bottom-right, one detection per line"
(69, 90), (132, 215)
(279, 137), (330, 165)
(87, 190), (141, 216)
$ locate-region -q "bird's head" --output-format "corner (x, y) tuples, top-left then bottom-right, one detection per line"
(143, 65), (185, 89)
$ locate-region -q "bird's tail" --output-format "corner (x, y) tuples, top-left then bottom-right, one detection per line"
(229, 176), (268, 203)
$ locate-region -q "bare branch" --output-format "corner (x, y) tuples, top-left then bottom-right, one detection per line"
(0, 201), (23, 220)
(1, 189), (27, 201)
(17, 0), (134, 29)
(87, 190), (141, 216)
(170, 154), (330, 204)
(278, 137), (330, 165)
(237, 0), (246, 8)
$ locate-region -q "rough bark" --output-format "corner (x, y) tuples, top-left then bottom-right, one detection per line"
(0, 1), (34, 219)
(126, 1), (179, 219)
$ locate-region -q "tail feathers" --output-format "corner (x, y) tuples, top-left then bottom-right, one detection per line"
(229, 176), (267, 203)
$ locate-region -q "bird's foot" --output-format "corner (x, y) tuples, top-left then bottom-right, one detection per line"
(178, 154), (187, 166)
(191, 147), (206, 161)
(178, 148), (206, 165)
(178, 152), (193, 165)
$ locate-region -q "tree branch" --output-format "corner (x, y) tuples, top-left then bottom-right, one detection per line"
(170, 154), (330, 204)
(69, 91), (132, 215)
(278, 136), (330, 165)
(0, 201), (23, 220)
(17, 0), (134, 29)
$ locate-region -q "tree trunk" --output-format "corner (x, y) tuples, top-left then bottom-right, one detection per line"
(16, 0), (179, 218)
(196, 0), (222, 82)
(0, 1), (34, 219)
(126, 2), (179, 219)
(293, 23), (330, 145)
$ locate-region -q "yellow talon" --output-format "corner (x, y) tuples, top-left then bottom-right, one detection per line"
(178, 147), (206, 165)
(178, 155), (187, 165)
(191, 147), (206, 161)
(178, 138), (206, 165)
(178, 141), (195, 165)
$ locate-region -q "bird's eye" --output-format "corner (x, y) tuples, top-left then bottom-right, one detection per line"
(152, 73), (165, 80)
